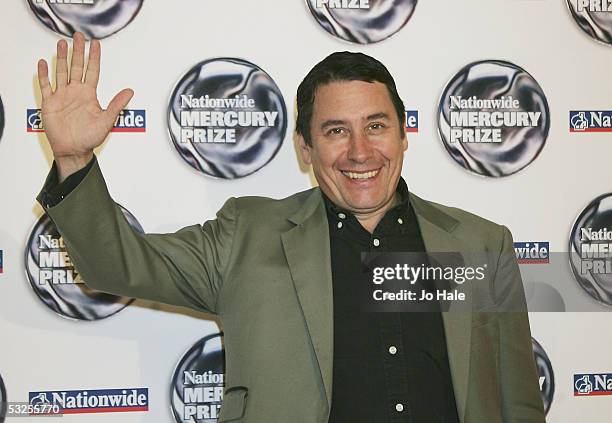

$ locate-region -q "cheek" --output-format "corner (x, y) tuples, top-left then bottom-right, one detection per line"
(313, 145), (342, 169)
(378, 142), (405, 162)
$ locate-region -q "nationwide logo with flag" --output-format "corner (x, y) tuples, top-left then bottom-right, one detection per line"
(574, 374), (612, 397)
(405, 110), (418, 133)
(513, 242), (550, 264)
(28, 388), (149, 414)
(27, 109), (146, 133)
(569, 111), (612, 132)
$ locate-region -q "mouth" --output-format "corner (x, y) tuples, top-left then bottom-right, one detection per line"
(340, 169), (381, 180)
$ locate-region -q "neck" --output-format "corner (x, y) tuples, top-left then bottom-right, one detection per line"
(353, 193), (399, 233)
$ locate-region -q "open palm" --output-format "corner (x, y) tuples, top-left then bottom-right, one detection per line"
(37, 32), (133, 173)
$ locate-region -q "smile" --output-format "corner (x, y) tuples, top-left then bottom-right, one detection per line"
(341, 169), (380, 180)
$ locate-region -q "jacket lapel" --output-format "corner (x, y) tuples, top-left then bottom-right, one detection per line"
(280, 188), (334, 410)
(409, 192), (473, 423)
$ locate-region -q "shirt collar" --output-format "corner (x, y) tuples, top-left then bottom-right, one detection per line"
(321, 176), (412, 229)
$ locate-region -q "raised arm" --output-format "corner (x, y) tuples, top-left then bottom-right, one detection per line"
(36, 34), (234, 314)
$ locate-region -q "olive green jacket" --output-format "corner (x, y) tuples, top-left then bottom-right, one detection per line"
(39, 160), (545, 423)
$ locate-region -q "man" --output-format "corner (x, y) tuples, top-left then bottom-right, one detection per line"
(36, 33), (545, 422)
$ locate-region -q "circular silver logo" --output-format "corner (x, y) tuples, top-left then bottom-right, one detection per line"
(0, 373), (6, 423)
(570, 193), (612, 306)
(306, 0), (417, 44)
(27, 0), (143, 39)
(171, 333), (225, 422)
(567, 0), (612, 46)
(437, 60), (550, 177)
(24, 206), (143, 320)
(532, 338), (554, 415)
(0, 96), (4, 143)
(168, 58), (287, 179)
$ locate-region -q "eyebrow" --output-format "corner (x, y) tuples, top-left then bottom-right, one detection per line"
(320, 119), (346, 130)
(366, 112), (390, 121)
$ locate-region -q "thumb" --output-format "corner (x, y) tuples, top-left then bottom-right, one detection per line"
(104, 88), (134, 123)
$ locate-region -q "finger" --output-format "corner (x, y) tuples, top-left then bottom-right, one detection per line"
(69, 32), (85, 84)
(55, 39), (69, 88)
(104, 88), (134, 124)
(84, 38), (100, 88)
(37, 59), (53, 99)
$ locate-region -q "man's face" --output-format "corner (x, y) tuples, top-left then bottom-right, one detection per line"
(299, 80), (408, 215)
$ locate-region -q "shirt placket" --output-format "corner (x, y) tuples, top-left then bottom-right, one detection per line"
(372, 230), (413, 423)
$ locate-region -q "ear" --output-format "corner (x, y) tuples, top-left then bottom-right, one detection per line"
(298, 134), (312, 165)
(401, 133), (408, 152)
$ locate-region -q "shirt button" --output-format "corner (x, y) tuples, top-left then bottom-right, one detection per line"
(388, 346), (397, 355)
(373, 238), (380, 247)
(397, 218), (403, 225)
(337, 222), (343, 229)
(395, 403), (404, 412)
(338, 213), (346, 219)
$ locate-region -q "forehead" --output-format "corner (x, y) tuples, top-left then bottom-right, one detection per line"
(311, 80), (396, 121)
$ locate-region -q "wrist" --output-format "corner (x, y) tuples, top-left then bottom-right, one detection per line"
(55, 152), (94, 183)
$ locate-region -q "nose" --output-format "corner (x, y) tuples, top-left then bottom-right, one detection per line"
(346, 131), (373, 163)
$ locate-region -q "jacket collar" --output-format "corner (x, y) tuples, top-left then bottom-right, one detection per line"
(286, 187), (324, 226)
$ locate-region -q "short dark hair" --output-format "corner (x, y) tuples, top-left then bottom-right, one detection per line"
(296, 51), (406, 146)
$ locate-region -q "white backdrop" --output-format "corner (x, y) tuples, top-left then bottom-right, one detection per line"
(1, 0), (612, 421)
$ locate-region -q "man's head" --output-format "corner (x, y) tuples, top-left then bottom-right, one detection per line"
(296, 52), (408, 218)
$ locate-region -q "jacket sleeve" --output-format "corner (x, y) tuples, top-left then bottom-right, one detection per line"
(36, 158), (236, 314)
(37, 156), (95, 208)
(494, 226), (546, 423)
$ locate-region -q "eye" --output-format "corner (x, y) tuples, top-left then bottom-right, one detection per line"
(368, 122), (386, 131)
(327, 127), (346, 136)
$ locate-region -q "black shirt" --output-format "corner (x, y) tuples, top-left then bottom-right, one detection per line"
(323, 178), (460, 423)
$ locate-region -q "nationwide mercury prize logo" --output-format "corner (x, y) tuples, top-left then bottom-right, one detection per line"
(27, 0), (143, 39)
(171, 333), (225, 422)
(570, 193), (612, 306)
(24, 208), (143, 320)
(0, 95), (4, 144)
(437, 60), (549, 177)
(532, 338), (554, 415)
(306, 0), (418, 44)
(567, 0), (612, 46)
(168, 58), (287, 179)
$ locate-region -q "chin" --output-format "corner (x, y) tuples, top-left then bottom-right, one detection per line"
(345, 197), (385, 211)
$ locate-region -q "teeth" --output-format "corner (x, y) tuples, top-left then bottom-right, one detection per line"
(342, 169), (379, 180)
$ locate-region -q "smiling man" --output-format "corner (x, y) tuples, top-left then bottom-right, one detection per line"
(37, 36), (545, 422)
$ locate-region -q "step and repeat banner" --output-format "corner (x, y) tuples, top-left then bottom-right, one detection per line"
(1, 0), (612, 421)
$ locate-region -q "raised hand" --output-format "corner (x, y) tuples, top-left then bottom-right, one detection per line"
(37, 32), (134, 181)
